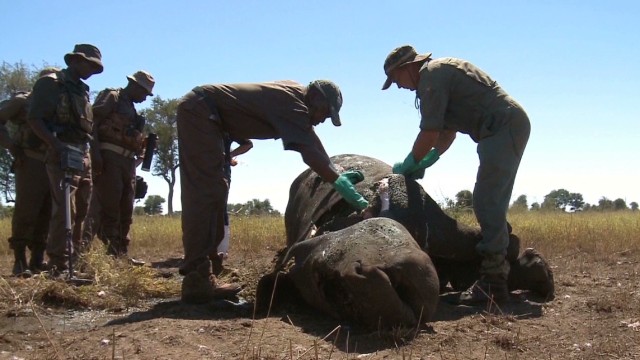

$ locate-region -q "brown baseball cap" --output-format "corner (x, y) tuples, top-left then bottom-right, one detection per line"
(64, 44), (104, 74)
(127, 70), (155, 96)
(381, 45), (431, 90)
(309, 80), (343, 126)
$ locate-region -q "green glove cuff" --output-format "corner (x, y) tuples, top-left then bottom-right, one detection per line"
(341, 170), (365, 184)
(332, 174), (369, 210)
(392, 152), (418, 175)
(415, 148), (440, 170)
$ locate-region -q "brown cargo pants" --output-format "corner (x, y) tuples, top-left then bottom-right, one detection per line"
(90, 149), (136, 256)
(176, 89), (228, 276)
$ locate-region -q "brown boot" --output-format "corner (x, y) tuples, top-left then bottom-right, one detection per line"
(459, 254), (510, 305)
(459, 274), (510, 305)
(181, 270), (215, 304)
(211, 276), (242, 300)
(181, 261), (241, 304)
(210, 252), (224, 276)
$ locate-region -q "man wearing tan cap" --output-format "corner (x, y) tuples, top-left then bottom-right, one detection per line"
(176, 79), (368, 304)
(382, 45), (531, 305)
(27, 44), (103, 273)
(80, 70), (154, 264)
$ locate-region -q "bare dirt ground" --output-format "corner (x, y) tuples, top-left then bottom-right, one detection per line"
(1, 248), (639, 360)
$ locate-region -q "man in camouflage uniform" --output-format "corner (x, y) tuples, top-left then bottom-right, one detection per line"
(177, 80), (368, 303)
(0, 67), (58, 275)
(81, 71), (154, 263)
(27, 44), (103, 271)
(382, 45), (531, 304)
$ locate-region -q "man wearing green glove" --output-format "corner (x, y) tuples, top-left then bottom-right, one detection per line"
(176, 79), (368, 304)
(382, 45), (531, 305)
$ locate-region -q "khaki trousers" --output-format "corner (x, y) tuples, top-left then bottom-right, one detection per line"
(176, 90), (228, 275)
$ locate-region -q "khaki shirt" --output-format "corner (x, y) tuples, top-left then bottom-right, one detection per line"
(418, 58), (518, 143)
(199, 81), (316, 150)
(93, 88), (137, 126)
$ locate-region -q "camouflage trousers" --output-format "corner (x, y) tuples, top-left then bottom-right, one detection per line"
(9, 154), (50, 252)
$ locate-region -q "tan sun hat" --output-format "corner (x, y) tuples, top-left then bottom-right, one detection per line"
(127, 70), (155, 96)
(381, 45), (431, 90)
(64, 44), (104, 74)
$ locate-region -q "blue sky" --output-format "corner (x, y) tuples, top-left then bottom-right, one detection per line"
(2, 1), (639, 212)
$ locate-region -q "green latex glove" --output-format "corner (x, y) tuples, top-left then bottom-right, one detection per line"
(407, 149), (440, 179)
(392, 152), (418, 175)
(341, 170), (365, 184)
(332, 174), (369, 210)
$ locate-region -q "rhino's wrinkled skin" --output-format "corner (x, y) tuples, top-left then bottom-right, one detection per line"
(281, 217), (440, 328)
(261, 154), (554, 328)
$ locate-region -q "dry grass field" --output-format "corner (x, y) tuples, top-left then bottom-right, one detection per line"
(0, 211), (639, 359)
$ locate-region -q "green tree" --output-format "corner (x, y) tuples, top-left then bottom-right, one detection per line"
(141, 97), (180, 214)
(143, 195), (165, 215)
(630, 202), (639, 211)
(228, 198), (281, 216)
(541, 189), (584, 211)
(510, 194), (528, 212)
(567, 192), (585, 211)
(455, 190), (473, 210)
(597, 197), (613, 211)
(612, 198), (628, 211)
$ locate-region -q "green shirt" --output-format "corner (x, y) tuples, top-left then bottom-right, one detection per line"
(418, 57), (518, 143)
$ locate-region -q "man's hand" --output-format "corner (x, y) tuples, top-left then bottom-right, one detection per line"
(341, 170), (365, 184)
(332, 174), (369, 210)
(392, 152), (418, 175)
(393, 149), (440, 179)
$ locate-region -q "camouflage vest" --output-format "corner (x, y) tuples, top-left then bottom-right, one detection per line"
(44, 70), (93, 144)
(95, 88), (144, 152)
(1, 92), (45, 151)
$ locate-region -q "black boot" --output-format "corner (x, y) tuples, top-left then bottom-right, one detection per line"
(12, 244), (31, 277)
(29, 245), (46, 273)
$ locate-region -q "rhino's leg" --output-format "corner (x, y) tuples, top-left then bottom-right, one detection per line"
(255, 271), (304, 313)
(508, 248), (555, 301)
(340, 261), (418, 328)
(337, 252), (440, 328)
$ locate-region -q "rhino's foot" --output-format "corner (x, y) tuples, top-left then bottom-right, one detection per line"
(508, 248), (555, 301)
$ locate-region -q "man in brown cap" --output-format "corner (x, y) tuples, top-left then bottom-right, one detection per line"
(176, 79), (368, 304)
(0, 67), (59, 275)
(80, 70), (154, 263)
(382, 45), (531, 305)
(27, 44), (103, 272)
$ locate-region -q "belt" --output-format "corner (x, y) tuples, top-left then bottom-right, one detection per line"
(100, 142), (136, 158)
(192, 86), (221, 122)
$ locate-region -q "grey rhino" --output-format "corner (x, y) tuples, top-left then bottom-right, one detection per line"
(277, 217), (440, 328)
(283, 154), (553, 299)
(258, 154), (553, 327)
